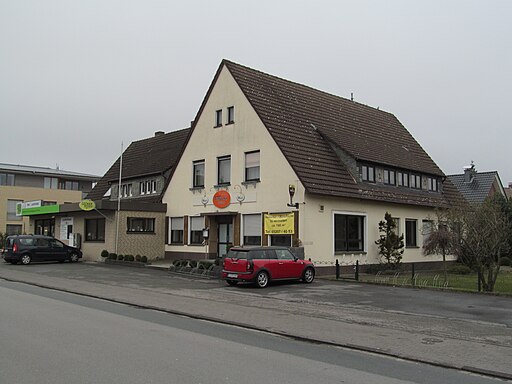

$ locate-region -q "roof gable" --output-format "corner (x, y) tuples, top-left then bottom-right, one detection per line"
(447, 171), (505, 204)
(87, 128), (190, 202)
(221, 60), (458, 207)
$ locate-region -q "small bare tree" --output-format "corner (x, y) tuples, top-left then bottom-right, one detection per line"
(452, 197), (511, 292)
(423, 210), (457, 285)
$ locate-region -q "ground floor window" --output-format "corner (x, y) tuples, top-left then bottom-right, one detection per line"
(127, 217), (155, 233)
(85, 218), (105, 241)
(243, 214), (261, 246)
(6, 224), (22, 235)
(270, 234), (292, 247)
(334, 213), (365, 252)
(169, 217), (184, 244)
(35, 219), (55, 236)
(189, 216), (204, 245)
(405, 219), (417, 247)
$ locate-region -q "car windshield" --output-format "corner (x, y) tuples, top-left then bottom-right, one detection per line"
(227, 250), (249, 259)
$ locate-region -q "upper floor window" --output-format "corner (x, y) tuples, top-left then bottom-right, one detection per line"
(410, 174), (422, 189)
(121, 183), (133, 197)
(7, 200), (22, 221)
(44, 177), (58, 189)
(383, 169), (396, 186)
(245, 151), (260, 182)
(227, 106), (235, 124)
(215, 109), (223, 128)
(62, 180), (79, 190)
(428, 177), (439, 192)
(361, 165), (375, 183)
(193, 160), (205, 188)
(217, 156), (231, 186)
(397, 171), (409, 187)
(140, 180), (157, 195)
(0, 173), (15, 186)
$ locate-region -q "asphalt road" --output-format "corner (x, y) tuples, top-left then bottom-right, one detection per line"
(0, 280), (503, 384)
(2, 261), (510, 327)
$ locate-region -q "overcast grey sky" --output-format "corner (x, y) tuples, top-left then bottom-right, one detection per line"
(1, 1), (511, 184)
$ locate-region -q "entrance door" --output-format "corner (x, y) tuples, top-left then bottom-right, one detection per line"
(218, 223), (233, 258)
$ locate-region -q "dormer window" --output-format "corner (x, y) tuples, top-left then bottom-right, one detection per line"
(139, 180), (157, 195)
(397, 172), (409, 187)
(428, 177), (439, 192)
(361, 165), (375, 183)
(383, 169), (396, 186)
(410, 174), (422, 189)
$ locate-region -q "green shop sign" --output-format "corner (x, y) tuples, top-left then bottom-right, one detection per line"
(22, 205), (60, 216)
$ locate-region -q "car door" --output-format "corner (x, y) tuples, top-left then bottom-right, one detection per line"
(34, 238), (51, 261)
(49, 239), (68, 261)
(274, 249), (302, 279)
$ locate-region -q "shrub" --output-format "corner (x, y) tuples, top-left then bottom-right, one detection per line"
(101, 250), (109, 258)
(135, 254), (142, 262)
(109, 253), (117, 260)
(118, 254), (124, 261)
(448, 264), (472, 275)
(499, 257), (511, 267)
(125, 255), (134, 262)
(141, 256), (148, 263)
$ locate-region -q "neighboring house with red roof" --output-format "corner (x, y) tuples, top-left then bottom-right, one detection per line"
(447, 164), (506, 205)
(163, 60), (463, 271)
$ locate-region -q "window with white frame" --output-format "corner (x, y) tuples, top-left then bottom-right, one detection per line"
(410, 174), (422, 189)
(243, 214), (261, 246)
(121, 183), (133, 197)
(139, 180), (157, 195)
(245, 151), (260, 182)
(397, 171), (409, 187)
(428, 177), (438, 192)
(334, 213), (365, 252)
(189, 216), (204, 245)
(169, 217), (184, 245)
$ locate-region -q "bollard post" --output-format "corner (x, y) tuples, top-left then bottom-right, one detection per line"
(412, 263), (415, 287)
(335, 259), (340, 280)
(355, 260), (359, 281)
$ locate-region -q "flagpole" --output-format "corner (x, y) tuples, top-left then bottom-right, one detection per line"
(115, 141), (123, 255)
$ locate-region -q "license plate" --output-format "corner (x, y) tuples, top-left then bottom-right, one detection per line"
(227, 273), (238, 278)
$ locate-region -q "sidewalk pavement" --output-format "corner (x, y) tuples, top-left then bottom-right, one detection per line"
(0, 263), (511, 381)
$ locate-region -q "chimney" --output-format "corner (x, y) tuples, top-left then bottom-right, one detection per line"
(154, 131), (164, 137)
(463, 163), (476, 183)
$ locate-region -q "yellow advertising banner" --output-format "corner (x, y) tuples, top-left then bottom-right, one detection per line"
(264, 213), (295, 235)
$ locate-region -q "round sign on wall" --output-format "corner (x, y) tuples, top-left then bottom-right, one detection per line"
(213, 190), (231, 209)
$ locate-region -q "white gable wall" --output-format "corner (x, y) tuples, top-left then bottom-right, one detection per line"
(163, 66), (304, 255)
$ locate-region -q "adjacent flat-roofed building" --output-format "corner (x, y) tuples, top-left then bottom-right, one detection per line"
(0, 163), (99, 236)
(163, 60), (463, 272)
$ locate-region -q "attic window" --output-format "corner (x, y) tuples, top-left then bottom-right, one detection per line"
(227, 106), (235, 124)
(215, 110), (223, 128)
(428, 177), (439, 192)
(383, 170), (396, 186)
(361, 165), (375, 183)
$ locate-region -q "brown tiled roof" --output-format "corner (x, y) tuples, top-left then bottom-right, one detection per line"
(223, 60), (461, 207)
(87, 128), (190, 202)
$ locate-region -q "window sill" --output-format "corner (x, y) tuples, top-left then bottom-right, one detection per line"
(225, 122), (235, 126)
(188, 243), (205, 247)
(214, 184), (231, 189)
(84, 240), (106, 243)
(214, 125), (223, 128)
(334, 251), (367, 255)
(406, 246), (419, 249)
(189, 186), (204, 192)
(168, 243), (184, 246)
(242, 180), (260, 187)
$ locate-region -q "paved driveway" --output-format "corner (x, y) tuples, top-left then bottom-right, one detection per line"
(2, 261), (511, 327)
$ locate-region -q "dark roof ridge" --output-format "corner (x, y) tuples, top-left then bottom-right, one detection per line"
(221, 59), (392, 116)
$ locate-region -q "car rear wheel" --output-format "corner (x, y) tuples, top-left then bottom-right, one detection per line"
(69, 253), (79, 263)
(302, 267), (315, 284)
(226, 279), (238, 286)
(20, 254), (31, 265)
(256, 271), (269, 288)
